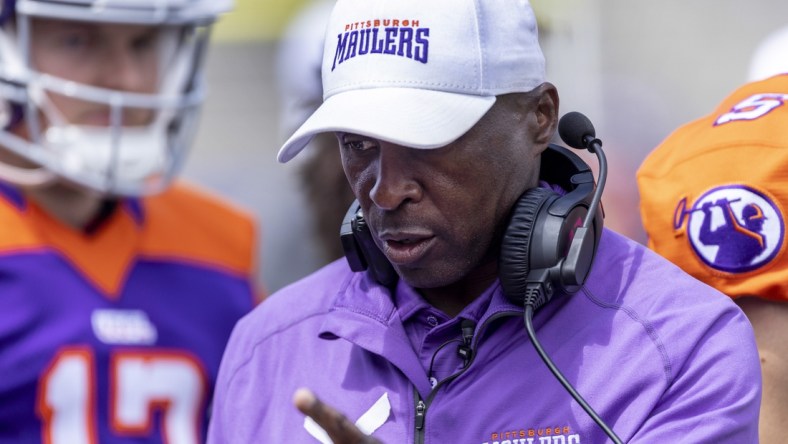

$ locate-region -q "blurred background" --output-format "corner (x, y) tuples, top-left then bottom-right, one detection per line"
(184, 0), (788, 293)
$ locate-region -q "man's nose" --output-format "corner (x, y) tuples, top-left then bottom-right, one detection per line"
(98, 46), (154, 93)
(368, 145), (422, 211)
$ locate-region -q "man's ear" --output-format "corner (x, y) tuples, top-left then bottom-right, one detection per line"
(529, 82), (559, 146)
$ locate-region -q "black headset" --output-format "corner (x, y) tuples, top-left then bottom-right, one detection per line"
(340, 112), (606, 308)
(340, 200), (399, 287)
(498, 142), (604, 309)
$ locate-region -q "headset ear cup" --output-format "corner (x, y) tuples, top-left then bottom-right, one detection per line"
(500, 187), (556, 305)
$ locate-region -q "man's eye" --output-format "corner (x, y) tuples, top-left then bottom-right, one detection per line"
(61, 33), (92, 50)
(343, 140), (377, 151)
(132, 33), (158, 53)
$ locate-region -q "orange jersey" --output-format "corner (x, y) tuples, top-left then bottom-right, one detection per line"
(0, 181), (259, 298)
(638, 74), (788, 302)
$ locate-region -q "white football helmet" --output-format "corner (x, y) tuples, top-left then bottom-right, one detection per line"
(0, 0), (232, 196)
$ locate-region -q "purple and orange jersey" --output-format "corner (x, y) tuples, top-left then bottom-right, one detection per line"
(638, 74), (788, 302)
(0, 181), (258, 444)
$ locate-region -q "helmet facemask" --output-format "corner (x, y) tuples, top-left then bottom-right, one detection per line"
(0, 0), (224, 197)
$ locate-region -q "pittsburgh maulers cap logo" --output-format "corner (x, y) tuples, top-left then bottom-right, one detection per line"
(673, 185), (785, 273)
(331, 19), (430, 71)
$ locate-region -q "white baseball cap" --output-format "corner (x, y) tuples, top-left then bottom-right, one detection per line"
(277, 0), (546, 163)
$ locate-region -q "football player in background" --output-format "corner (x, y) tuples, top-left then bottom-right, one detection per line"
(638, 27), (788, 443)
(0, 0), (259, 442)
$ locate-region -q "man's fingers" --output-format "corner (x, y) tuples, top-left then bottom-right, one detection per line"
(293, 388), (379, 443)
(294, 387), (349, 427)
(293, 388), (362, 440)
(293, 387), (318, 413)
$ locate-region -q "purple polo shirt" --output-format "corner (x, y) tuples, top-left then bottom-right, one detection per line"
(209, 229), (761, 443)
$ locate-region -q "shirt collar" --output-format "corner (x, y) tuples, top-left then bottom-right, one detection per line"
(394, 278), (502, 326)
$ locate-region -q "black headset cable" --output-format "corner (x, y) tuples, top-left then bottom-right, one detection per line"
(523, 283), (623, 444)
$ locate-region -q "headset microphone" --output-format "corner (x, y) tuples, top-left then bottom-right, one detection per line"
(516, 111), (622, 444)
(558, 111), (607, 233)
(558, 111), (598, 150)
(510, 112), (607, 311)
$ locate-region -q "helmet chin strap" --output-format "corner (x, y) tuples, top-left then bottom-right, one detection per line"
(0, 158), (56, 187)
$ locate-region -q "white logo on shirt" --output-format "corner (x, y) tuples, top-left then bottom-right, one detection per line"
(91, 309), (158, 345)
(304, 392), (390, 443)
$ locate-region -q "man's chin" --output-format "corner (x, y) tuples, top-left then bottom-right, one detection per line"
(394, 264), (464, 290)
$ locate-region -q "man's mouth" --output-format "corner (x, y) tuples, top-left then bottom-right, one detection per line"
(378, 231), (436, 265)
(78, 109), (152, 127)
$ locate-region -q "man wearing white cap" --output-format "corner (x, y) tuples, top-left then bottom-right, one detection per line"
(208, 0), (760, 442)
